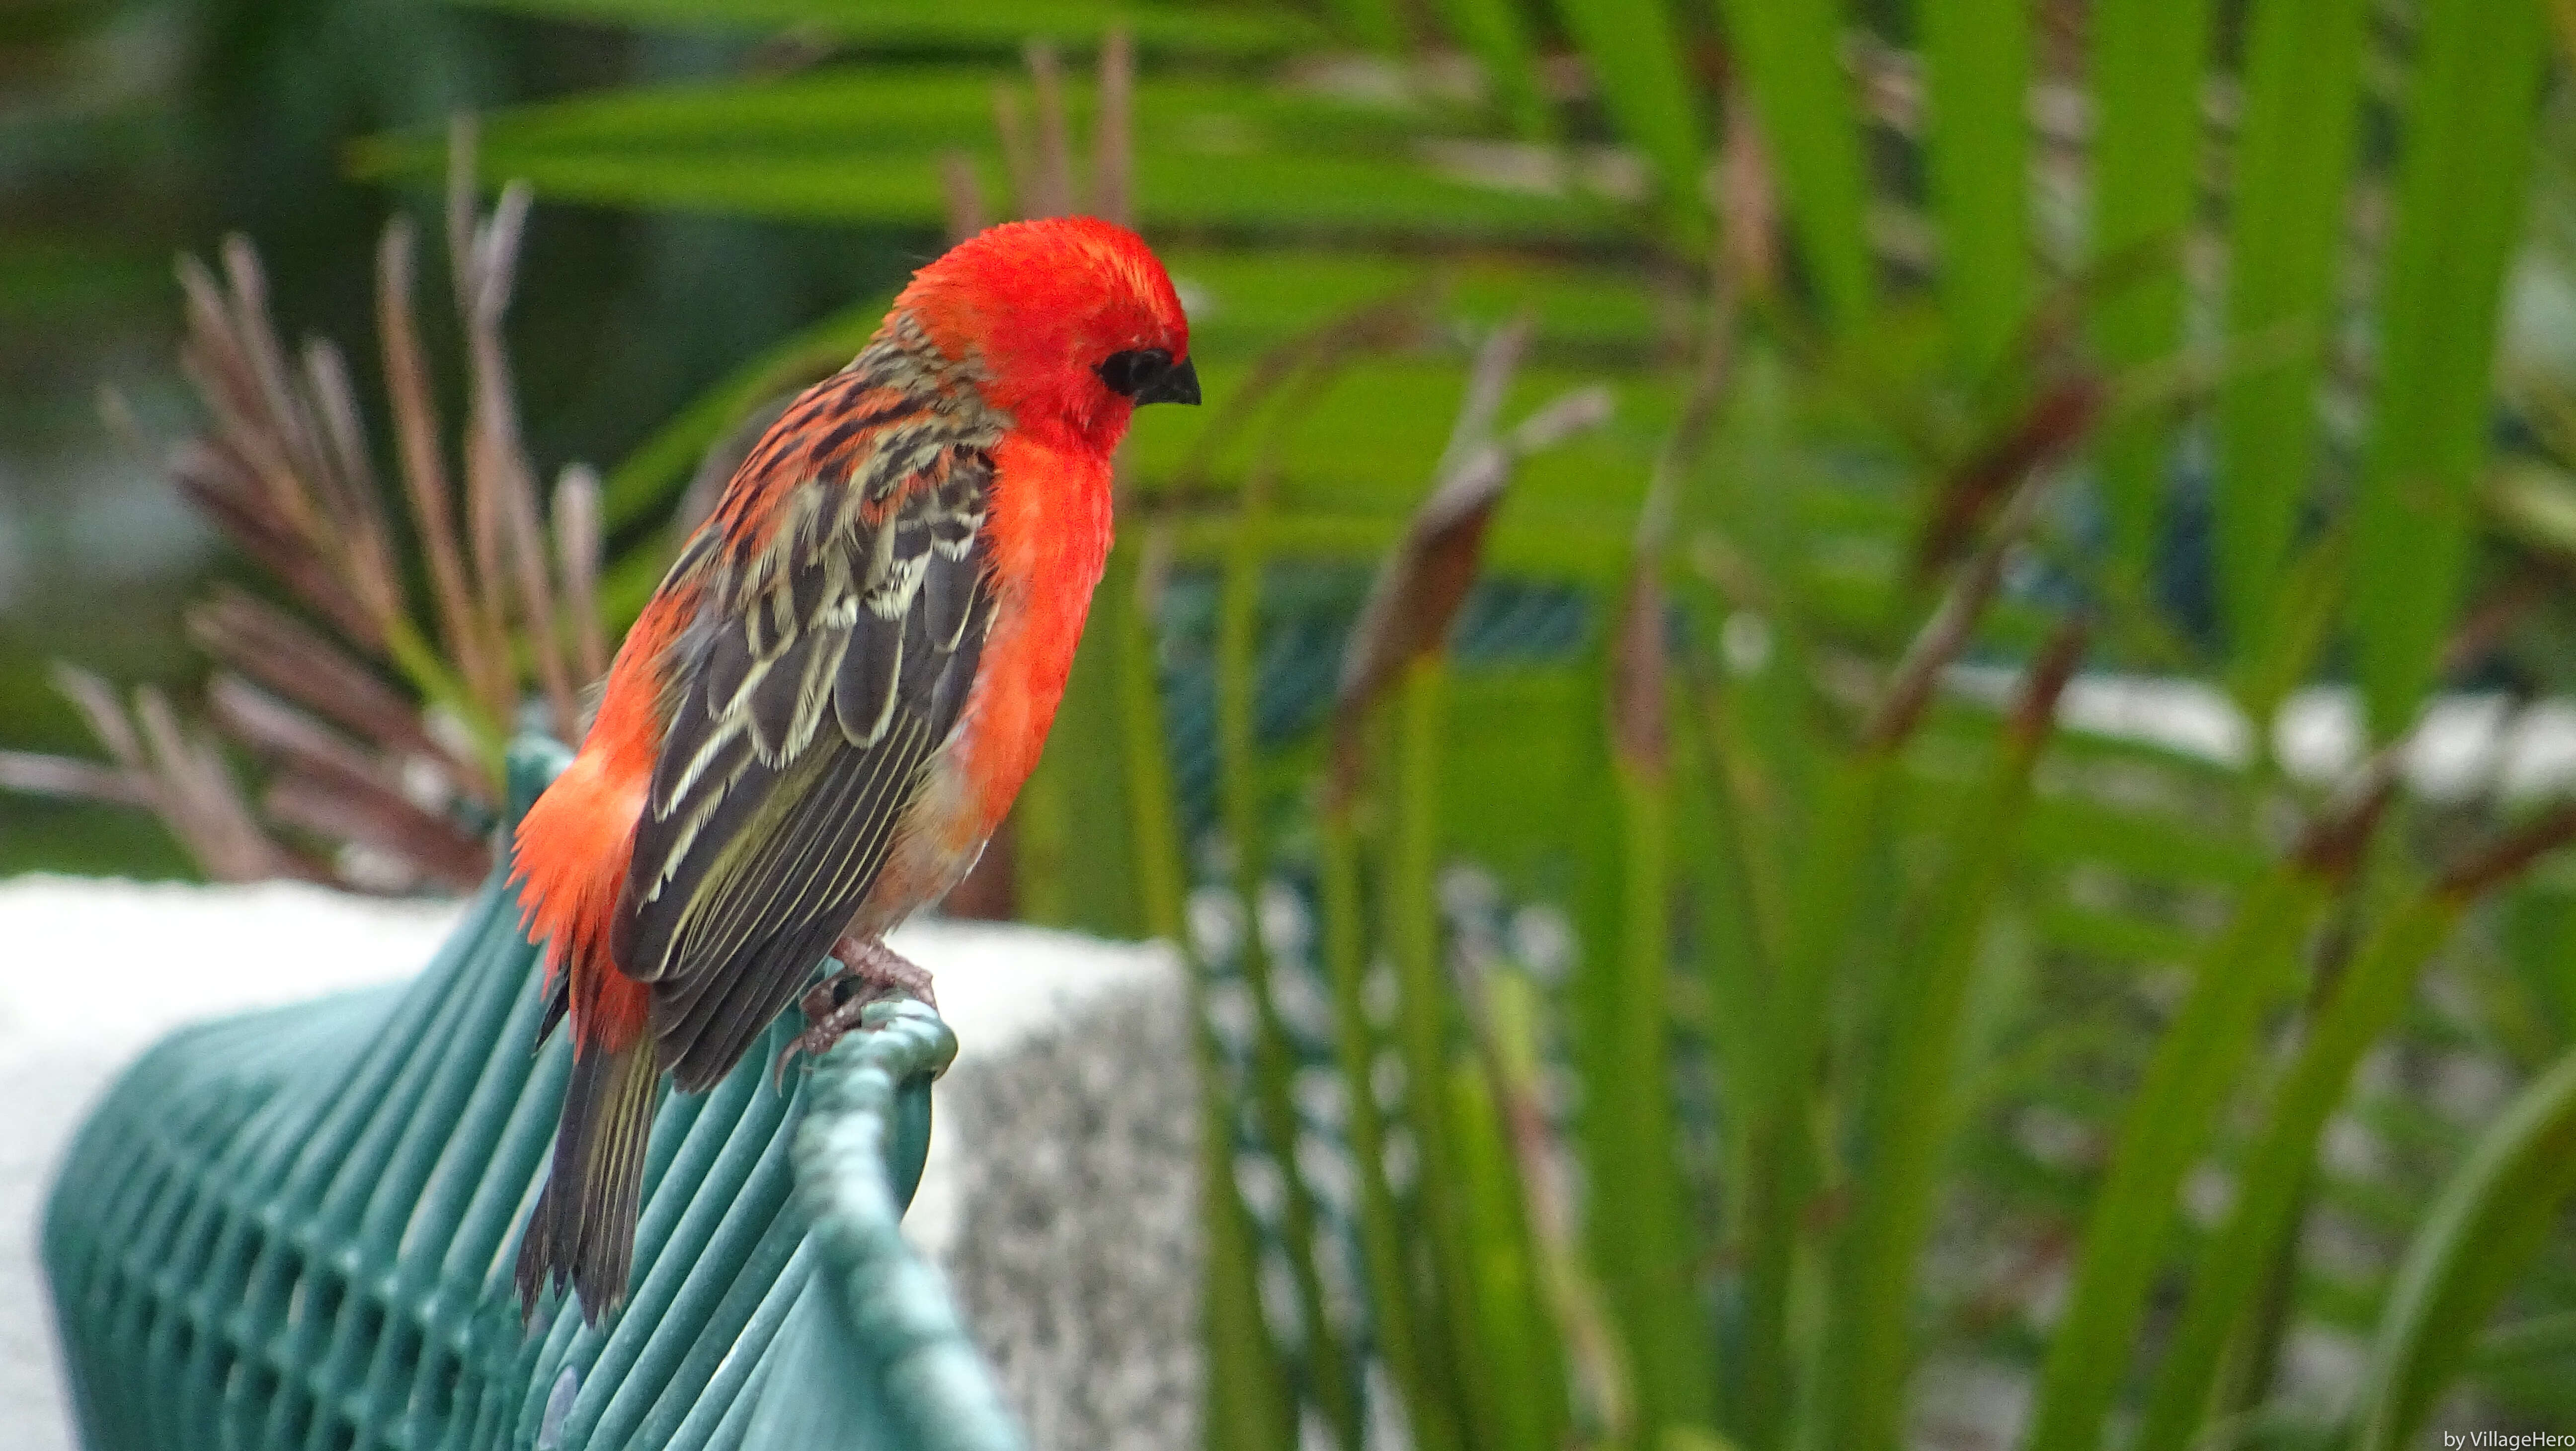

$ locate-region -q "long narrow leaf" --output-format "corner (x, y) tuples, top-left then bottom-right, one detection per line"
(458, 0), (1318, 56)
(1711, 0), (1873, 331)
(1920, 0), (2031, 375)
(2348, 0), (2552, 738)
(357, 73), (1626, 243)
(1822, 624), (2082, 1451)
(1319, 799), (1460, 1451)
(1390, 660), (1489, 1433)
(1448, 1057), (1565, 1451)
(2208, 0), (2371, 659)
(1112, 532), (1297, 1451)
(1579, 710), (1718, 1441)
(2023, 865), (2334, 1451)
(1430, 0), (1554, 142)
(2136, 891), (2462, 1451)
(2356, 1048), (2576, 1451)
(1324, 0), (1406, 51)
(1216, 478), (1365, 1451)
(1549, 0), (1707, 246)
(2084, 0), (2218, 584)
(1739, 754), (1892, 1447)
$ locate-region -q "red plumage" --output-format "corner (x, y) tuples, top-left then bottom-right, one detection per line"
(508, 217), (1195, 1321)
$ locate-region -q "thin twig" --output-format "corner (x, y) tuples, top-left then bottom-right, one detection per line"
(218, 238), (332, 539)
(50, 665), (147, 783)
(1024, 42), (1076, 219)
(991, 87), (1037, 219)
(553, 463), (610, 688)
(1718, 83), (1781, 302)
(460, 177), (578, 740)
(1092, 26), (1134, 226)
(449, 123), (518, 720)
(1615, 266), (1741, 769)
(2291, 759), (2400, 885)
(1865, 475), (2051, 750)
(2441, 802), (2576, 899)
(187, 588), (491, 803)
(0, 751), (150, 806)
(207, 675), (490, 886)
(301, 335), (404, 640)
(130, 685), (265, 879)
(166, 437), (378, 645)
(447, 116), (480, 320)
(1436, 314), (1533, 478)
(2009, 617), (2092, 750)
(379, 216), (505, 726)
(1915, 374), (2106, 580)
(939, 150), (989, 242)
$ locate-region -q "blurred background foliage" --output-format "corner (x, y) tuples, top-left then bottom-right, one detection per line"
(12, 0), (2576, 1449)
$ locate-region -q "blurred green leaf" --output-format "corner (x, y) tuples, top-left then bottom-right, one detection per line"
(2349, 0), (2552, 738)
(1449, 1057), (1567, 1451)
(1106, 536), (1299, 1451)
(0, 238), (162, 324)
(356, 69), (1629, 241)
(1321, 0), (1406, 52)
(1740, 755), (1894, 1445)
(1711, 0), (1873, 329)
(2084, 0), (2216, 585)
(1320, 797), (1463, 1451)
(1548, 0), (1707, 246)
(1215, 487), (1364, 1451)
(1823, 647), (2065, 1451)
(1577, 724), (1717, 1440)
(1166, 247), (1667, 354)
(1920, 0), (2031, 376)
(2012, 789), (2269, 888)
(2028, 865), (2329, 1451)
(2357, 1047), (2576, 1451)
(2137, 892), (2461, 1451)
(454, 0), (1319, 54)
(1390, 660), (1491, 1430)
(1431, 0), (1555, 141)
(2486, 459), (2576, 560)
(2208, 0), (2369, 659)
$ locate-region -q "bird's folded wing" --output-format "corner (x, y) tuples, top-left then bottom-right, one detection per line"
(620, 439), (995, 1090)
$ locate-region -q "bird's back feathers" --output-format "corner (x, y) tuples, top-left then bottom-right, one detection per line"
(624, 354), (1001, 1088)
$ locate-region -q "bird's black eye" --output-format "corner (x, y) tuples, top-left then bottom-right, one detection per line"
(1095, 348), (1173, 397)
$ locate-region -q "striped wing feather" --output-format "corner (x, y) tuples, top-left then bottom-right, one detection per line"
(621, 441), (995, 1090)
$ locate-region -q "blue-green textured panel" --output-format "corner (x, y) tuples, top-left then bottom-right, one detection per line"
(41, 737), (1017, 1451)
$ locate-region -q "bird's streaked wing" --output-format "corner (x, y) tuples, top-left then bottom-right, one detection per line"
(617, 375), (996, 1090)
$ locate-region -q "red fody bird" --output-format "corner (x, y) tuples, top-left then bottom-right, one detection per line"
(508, 217), (1197, 1321)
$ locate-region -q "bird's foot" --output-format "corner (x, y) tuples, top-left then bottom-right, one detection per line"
(771, 937), (938, 1084)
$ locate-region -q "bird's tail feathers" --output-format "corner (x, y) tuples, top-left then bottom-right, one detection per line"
(516, 1027), (660, 1325)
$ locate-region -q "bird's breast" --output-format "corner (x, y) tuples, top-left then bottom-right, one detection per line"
(860, 433), (1116, 926)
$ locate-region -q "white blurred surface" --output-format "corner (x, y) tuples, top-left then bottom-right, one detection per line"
(0, 876), (457, 1451)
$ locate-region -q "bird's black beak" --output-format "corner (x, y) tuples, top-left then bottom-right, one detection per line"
(1135, 355), (1201, 407)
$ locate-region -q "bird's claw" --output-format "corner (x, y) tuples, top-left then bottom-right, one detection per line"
(768, 939), (938, 1087)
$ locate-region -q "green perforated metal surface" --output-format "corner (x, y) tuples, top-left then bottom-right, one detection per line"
(42, 738), (1022, 1451)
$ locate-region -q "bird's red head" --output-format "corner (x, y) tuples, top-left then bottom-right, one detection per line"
(892, 216), (1198, 453)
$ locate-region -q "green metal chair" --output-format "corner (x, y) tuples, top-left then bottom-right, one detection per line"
(42, 738), (1023, 1450)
